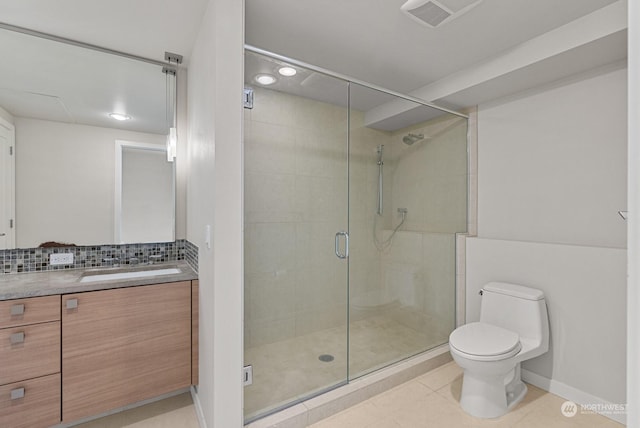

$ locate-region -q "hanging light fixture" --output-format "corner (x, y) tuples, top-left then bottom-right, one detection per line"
(163, 52), (182, 162)
(166, 72), (177, 162)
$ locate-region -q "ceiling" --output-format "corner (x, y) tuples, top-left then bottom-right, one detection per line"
(0, 27), (169, 134)
(0, 0), (208, 134)
(0, 0), (628, 133)
(245, 0), (627, 129)
(246, 0), (620, 94)
(0, 0), (209, 64)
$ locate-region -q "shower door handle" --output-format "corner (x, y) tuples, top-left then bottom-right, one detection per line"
(335, 231), (349, 259)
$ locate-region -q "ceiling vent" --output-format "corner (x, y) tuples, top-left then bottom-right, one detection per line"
(401, 0), (482, 28)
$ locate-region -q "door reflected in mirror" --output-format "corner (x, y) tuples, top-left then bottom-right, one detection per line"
(115, 141), (175, 244)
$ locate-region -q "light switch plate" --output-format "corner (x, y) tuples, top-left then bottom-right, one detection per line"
(205, 224), (211, 250)
(50, 253), (74, 265)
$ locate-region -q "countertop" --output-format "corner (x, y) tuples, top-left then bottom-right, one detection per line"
(0, 262), (198, 300)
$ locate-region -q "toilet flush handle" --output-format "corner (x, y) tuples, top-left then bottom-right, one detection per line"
(478, 290), (483, 296)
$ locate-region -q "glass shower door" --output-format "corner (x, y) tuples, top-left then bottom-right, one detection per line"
(348, 83), (467, 379)
(243, 51), (350, 422)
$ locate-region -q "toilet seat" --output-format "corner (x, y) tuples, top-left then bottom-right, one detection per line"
(450, 322), (521, 361)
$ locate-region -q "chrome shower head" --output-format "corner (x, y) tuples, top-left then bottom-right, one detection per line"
(402, 133), (424, 145)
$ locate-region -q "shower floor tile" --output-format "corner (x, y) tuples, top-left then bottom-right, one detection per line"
(244, 314), (446, 420)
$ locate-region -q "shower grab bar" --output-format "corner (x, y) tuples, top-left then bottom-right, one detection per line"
(335, 231), (349, 259)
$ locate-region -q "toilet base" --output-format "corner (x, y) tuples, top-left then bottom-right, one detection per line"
(459, 363), (527, 419)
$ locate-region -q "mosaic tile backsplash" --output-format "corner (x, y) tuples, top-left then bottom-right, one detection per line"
(0, 239), (199, 275)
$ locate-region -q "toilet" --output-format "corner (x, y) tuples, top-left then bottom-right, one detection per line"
(449, 282), (549, 419)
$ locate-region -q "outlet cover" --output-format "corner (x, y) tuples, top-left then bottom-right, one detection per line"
(50, 253), (74, 265)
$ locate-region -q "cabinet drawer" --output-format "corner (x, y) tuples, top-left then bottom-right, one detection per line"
(0, 322), (60, 385)
(0, 373), (61, 428)
(0, 295), (60, 329)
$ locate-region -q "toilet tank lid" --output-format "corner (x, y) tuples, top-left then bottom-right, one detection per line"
(483, 282), (544, 301)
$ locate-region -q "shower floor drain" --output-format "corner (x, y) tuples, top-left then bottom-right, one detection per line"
(318, 354), (334, 363)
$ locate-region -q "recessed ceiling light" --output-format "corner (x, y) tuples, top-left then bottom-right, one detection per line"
(109, 113), (131, 121)
(278, 66), (297, 77)
(255, 74), (277, 85)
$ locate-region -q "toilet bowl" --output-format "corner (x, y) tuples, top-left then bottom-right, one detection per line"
(449, 282), (549, 419)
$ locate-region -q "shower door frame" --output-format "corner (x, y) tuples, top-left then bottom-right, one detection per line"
(244, 46), (468, 120)
(243, 45), (469, 423)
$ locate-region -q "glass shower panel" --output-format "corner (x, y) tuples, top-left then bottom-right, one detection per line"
(348, 83), (468, 379)
(243, 51), (350, 422)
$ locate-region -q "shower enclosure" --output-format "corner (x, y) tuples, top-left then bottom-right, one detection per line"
(243, 47), (468, 423)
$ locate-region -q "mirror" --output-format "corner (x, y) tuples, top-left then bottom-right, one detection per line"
(0, 26), (175, 249)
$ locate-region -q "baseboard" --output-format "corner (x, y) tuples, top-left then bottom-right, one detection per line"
(55, 388), (191, 427)
(521, 369), (626, 425)
(191, 386), (208, 428)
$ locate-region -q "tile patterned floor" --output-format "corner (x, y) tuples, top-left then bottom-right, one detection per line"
(73, 362), (624, 427)
(73, 392), (199, 428)
(309, 362), (623, 428)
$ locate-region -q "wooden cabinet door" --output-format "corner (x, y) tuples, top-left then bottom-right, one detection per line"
(61, 282), (191, 423)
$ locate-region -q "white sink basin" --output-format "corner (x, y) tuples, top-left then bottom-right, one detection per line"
(80, 268), (181, 283)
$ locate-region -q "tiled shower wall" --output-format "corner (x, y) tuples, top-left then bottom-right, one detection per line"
(244, 86), (468, 349)
(0, 239), (198, 274)
(350, 113), (467, 343)
(244, 86), (351, 347)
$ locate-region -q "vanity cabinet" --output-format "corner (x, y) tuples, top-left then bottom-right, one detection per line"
(61, 281), (192, 423)
(0, 295), (61, 428)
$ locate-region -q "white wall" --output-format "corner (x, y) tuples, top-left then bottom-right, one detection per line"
(186, 0), (244, 426)
(628, 2), (639, 425)
(478, 67), (627, 248)
(468, 66), (628, 419)
(466, 238), (626, 405)
(14, 117), (165, 247)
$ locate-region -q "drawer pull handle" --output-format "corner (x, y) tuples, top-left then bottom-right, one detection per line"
(10, 332), (25, 344)
(10, 388), (25, 400)
(66, 298), (78, 309)
(10, 304), (25, 316)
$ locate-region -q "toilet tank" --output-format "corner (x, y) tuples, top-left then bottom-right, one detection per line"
(480, 282), (548, 345)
